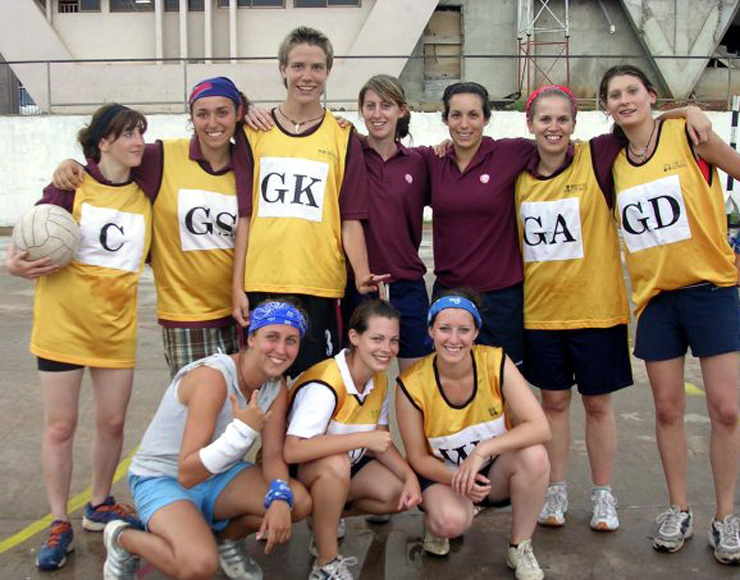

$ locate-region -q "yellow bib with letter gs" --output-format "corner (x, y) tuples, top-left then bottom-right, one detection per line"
(151, 139), (236, 322)
(397, 345), (509, 470)
(31, 173), (152, 368)
(289, 356), (388, 464)
(613, 119), (736, 318)
(243, 113), (350, 298)
(515, 142), (629, 329)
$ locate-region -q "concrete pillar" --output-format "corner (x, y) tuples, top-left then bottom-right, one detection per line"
(179, 0), (188, 60)
(229, 0), (237, 63)
(45, 0), (52, 23)
(154, 0), (163, 63)
(204, 0), (212, 64)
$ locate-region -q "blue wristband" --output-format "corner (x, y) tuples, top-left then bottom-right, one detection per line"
(264, 479), (294, 511)
(731, 232), (740, 254)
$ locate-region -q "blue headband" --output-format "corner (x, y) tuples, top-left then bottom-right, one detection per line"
(189, 76), (242, 108)
(249, 301), (307, 338)
(427, 296), (482, 328)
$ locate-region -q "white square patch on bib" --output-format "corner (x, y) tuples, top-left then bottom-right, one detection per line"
(178, 189), (237, 252)
(76, 203), (146, 272)
(618, 174), (691, 253)
(257, 157), (329, 222)
(520, 198), (584, 262)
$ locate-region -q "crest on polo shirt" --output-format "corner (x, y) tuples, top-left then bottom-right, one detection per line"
(177, 189), (237, 251)
(519, 197), (584, 262)
(618, 174), (691, 253)
(257, 157), (329, 222)
(76, 203), (146, 272)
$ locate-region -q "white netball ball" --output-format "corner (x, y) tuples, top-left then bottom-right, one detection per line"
(12, 205), (80, 267)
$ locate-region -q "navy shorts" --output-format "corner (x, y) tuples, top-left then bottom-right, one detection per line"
(247, 292), (340, 379)
(523, 325), (633, 396)
(634, 283), (740, 361)
(341, 278), (433, 359)
(37, 358), (83, 372)
(433, 281), (524, 365)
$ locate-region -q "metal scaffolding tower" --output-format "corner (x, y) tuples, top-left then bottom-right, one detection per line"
(516, 0), (570, 99)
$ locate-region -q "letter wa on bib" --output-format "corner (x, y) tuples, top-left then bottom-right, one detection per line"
(257, 157), (329, 222)
(618, 174), (691, 253)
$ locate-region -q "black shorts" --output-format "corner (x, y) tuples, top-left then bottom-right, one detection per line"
(433, 281), (524, 365)
(288, 454), (375, 480)
(37, 358), (84, 372)
(416, 460), (511, 510)
(523, 325), (633, 396)
(247, 292), (340, 379)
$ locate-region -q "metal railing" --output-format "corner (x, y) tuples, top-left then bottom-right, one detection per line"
(3, 52), (738, 115)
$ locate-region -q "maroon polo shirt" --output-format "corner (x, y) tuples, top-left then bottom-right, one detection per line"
(361, 139), (429, 282)
(524, 134), (623, 208)
(233, 112), (369, 220)
(421, 136), (537, 292)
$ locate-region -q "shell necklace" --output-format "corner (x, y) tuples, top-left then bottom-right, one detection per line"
(277, 106), (325, 133)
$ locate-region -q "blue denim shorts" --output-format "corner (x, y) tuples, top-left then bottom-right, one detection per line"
(128, 461), (252, 531)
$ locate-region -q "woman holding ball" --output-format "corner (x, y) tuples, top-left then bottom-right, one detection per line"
(6, 104), (151, 571)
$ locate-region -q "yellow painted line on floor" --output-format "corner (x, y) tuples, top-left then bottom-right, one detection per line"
(0, 446), (138, 554)
(684, 382), (705, 397)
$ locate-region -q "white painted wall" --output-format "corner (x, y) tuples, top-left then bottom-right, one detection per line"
(0, 110), (735, 227)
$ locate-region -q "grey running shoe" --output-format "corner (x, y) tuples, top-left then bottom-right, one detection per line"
(506, 539), (544, 580)
(218, 538), (263, 580)
(590, 488), (619, 531)
(708, 514), (740, 565)
(308, 555), (357, 580)
(537, 483), (567, 527)
(653, 505), (693, 552)
(103, 520), (140, 580)
(422, 528), (450, 556)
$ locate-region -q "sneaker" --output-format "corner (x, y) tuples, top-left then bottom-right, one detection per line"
(365, 514), (391, 524)
(308, 555), (357, 580)
(103, 520), (140, 580)
(308, 519), (347, 557)
(590, 488), (620, 531)
(653, 505), (693, 552)
(36, 519), (74, 571)
(82, 496), (142, 532)
(422, 529), (450, 556)
(506, 539), (544, 580)
(537, 483), (567, 527)
(218, 538), (263, 580)
(708, 514), (740, 565)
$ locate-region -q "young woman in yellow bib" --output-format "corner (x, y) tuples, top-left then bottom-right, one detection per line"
(285, 300), (421, 580)
(396, 291), (551, 580)
(52, 77), (249, 377)
(600, 64), (740, 564)
(7, 105), (151, 571)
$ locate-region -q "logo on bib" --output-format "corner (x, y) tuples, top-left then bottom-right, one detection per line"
(618, 174), (691, 252)
(520, 198), (584, 262)
(77, 203), (146, 272)
(178, 189), (237, 252)
(257, 157), (329, 222)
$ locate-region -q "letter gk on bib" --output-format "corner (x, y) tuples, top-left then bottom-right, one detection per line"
(257, 157), (329, 222)
(618, 175), (691, 253)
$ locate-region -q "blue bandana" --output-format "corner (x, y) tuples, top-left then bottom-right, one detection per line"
(188, 76), (242, 108)
(427, 296), (482, 328)
(249, 301), (307, 338)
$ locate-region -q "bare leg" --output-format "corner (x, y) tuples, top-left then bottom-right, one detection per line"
(298, 454), (351, 566)
(700, 352), (740, 518)
(89, 368), (134, 506)
(344, 460), (404, 516)
(539, 389), (571, 482)
(119, 500), (219, 579)
(40, 369), (84, 520)
(582, 393), (616, 486)
(488, 445), (550, 544)
(421, 484), (475, 538)
(646, 357), (689, 509)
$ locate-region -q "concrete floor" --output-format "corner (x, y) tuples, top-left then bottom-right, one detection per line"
(0, 231), (739, 579)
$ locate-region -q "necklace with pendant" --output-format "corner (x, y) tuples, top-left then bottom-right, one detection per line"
(277, 106), (325, 133)
(628, 119), (657, 163)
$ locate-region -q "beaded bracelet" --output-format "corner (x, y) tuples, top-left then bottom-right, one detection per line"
(264, 478), (294, 511)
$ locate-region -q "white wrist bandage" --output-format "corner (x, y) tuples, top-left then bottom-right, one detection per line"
(199, 418), (258, 474)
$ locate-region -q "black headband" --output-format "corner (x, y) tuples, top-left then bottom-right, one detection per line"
(90, 104), (131, 147)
